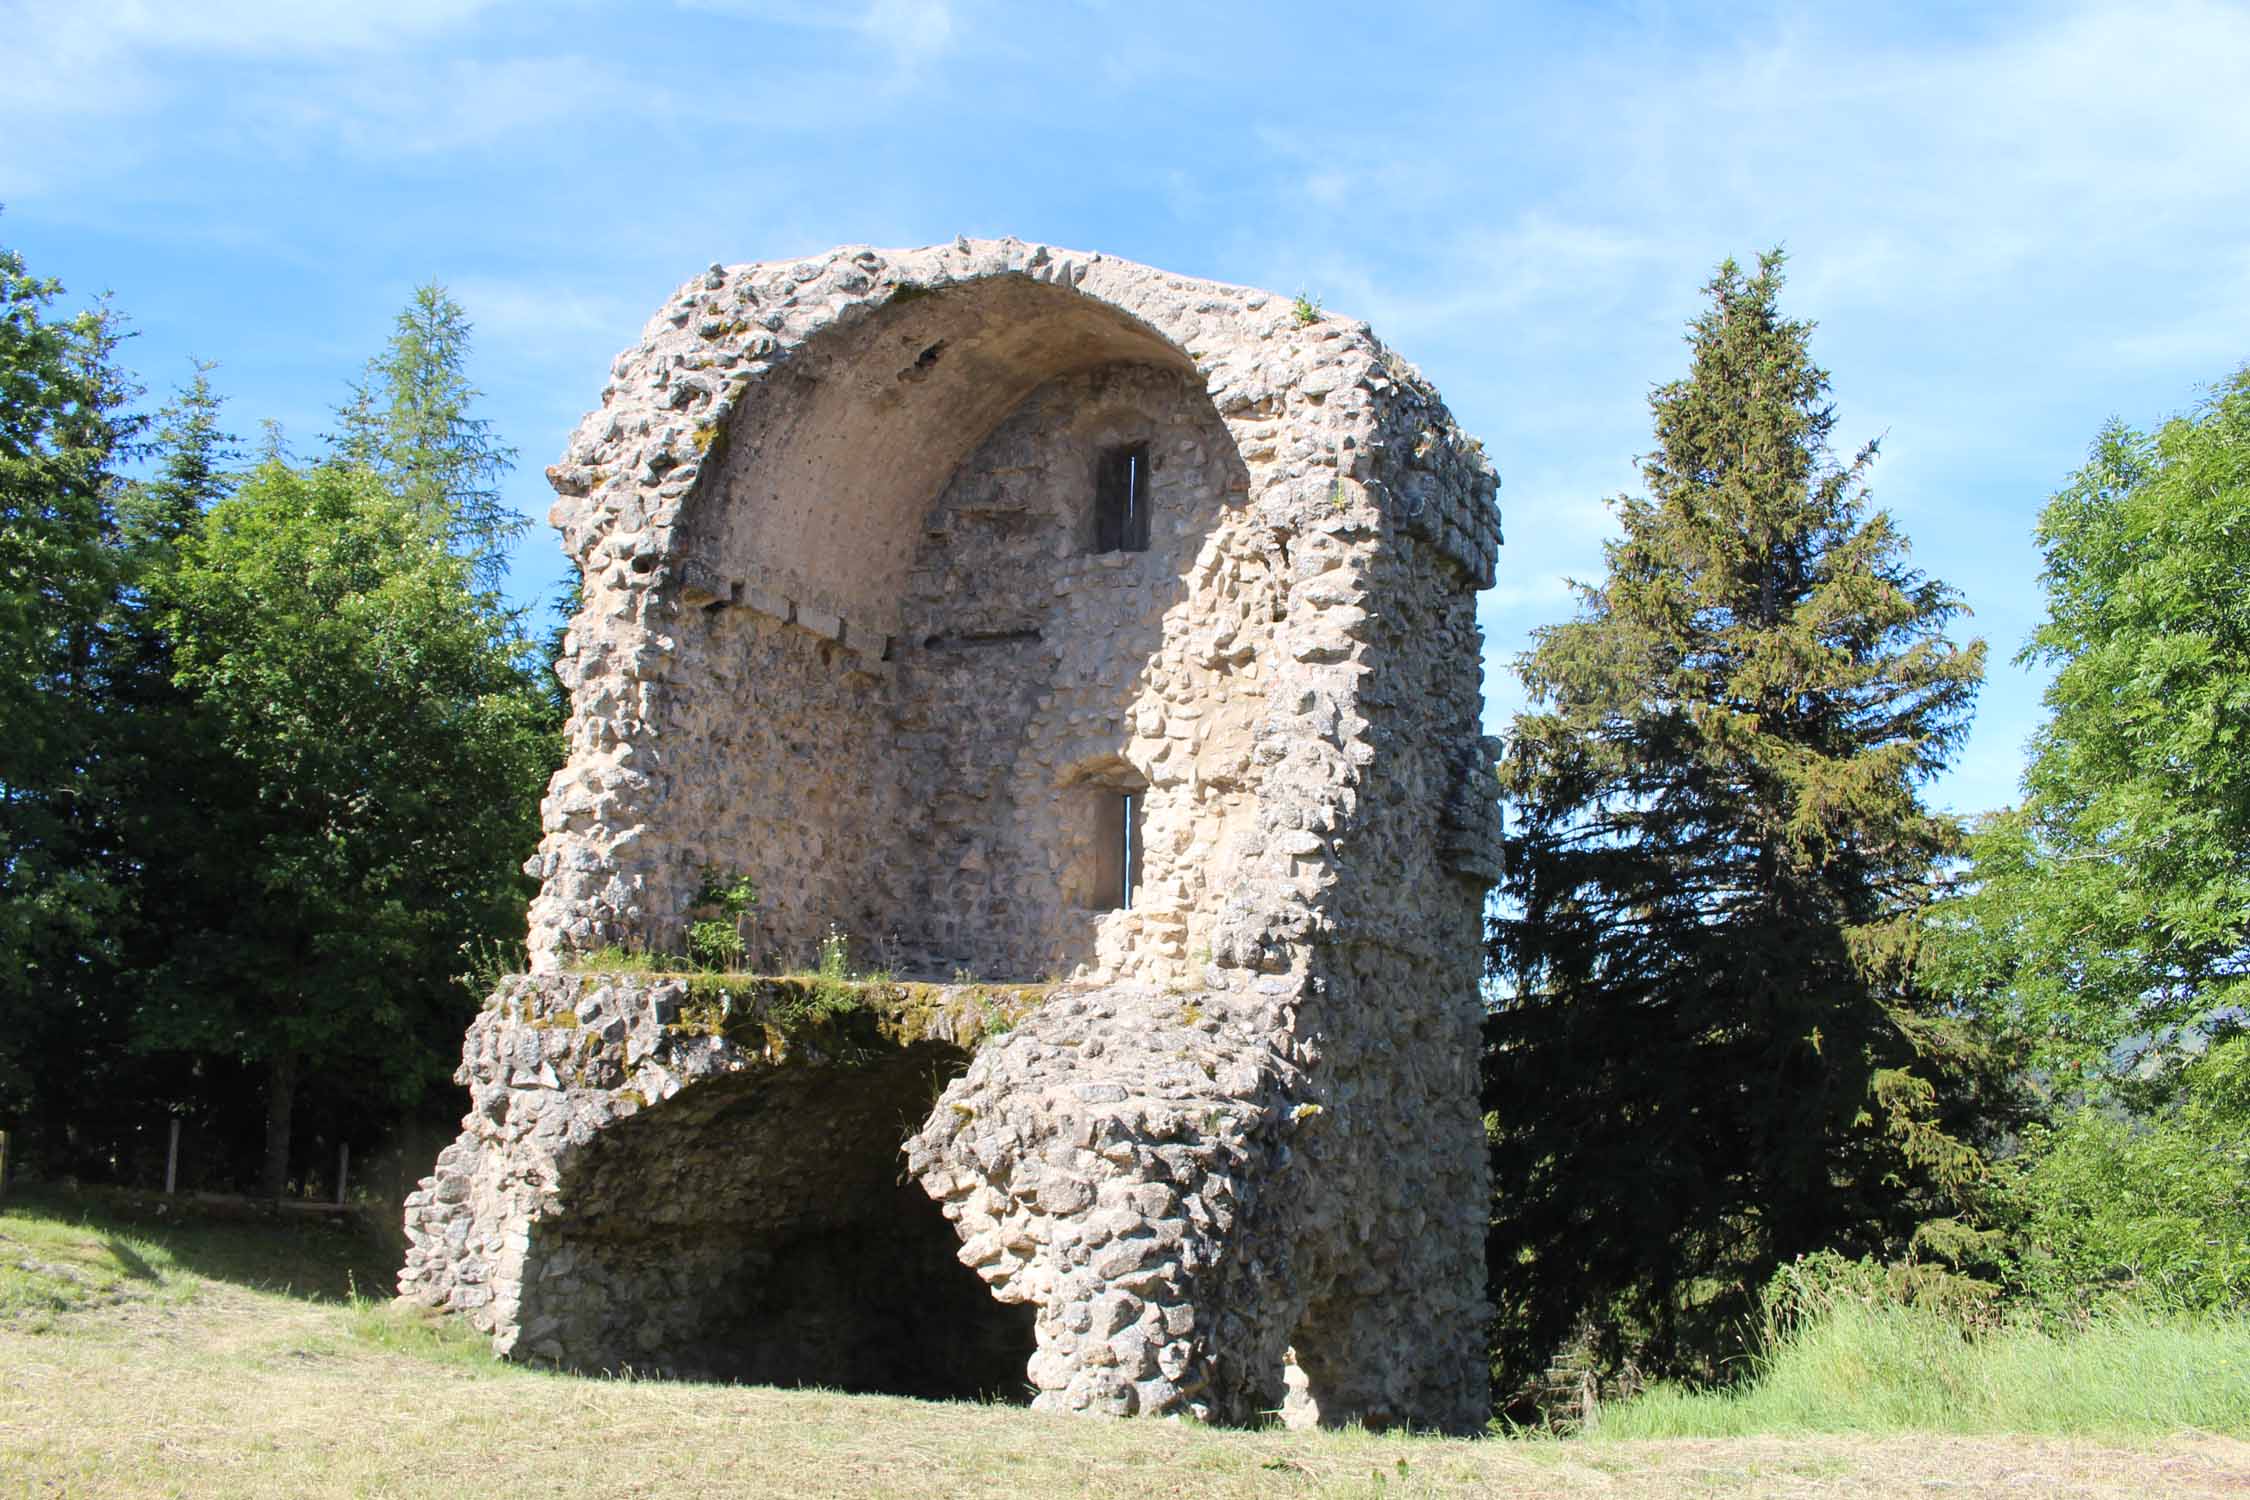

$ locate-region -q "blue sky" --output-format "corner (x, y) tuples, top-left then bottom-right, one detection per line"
(5, 0), (2247, 818)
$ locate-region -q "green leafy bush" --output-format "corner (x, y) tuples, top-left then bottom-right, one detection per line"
(1758, 1250), (2006, 1345)
(1999, 1038), (2250, 1314)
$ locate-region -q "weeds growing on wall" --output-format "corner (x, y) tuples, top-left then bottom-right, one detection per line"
(685, 868), (759, 972)
(455, 935), (528, 1000)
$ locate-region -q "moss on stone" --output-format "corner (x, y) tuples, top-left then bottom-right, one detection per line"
(660, 974), (1052, 1053)
(489, 971), (1054, 1107)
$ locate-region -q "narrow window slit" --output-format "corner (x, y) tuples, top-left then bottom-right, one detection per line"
(1122, 791), (1139, 911)
(1095, 789), (1144, 911)
(1094, 443), (1152, 554)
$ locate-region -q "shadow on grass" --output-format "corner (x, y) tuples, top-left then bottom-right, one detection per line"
(2, 1186), (398, 1305)
(99, 1236), (163, 1284)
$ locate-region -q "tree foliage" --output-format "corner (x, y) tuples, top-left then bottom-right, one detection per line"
(1932, 368), (2250, 1072)
(332, 283), (522, 591)
(0, 247), (557, 1195)
(0, 236), (140, 1114)
(1998, 1036), (2250, 1315)
(128, 458), (551, 1193)
(1485, 251), (2004, 1400)
(121, 361), (237, 558)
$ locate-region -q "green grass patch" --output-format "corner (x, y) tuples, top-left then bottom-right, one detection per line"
(343, 1294), (519, 1374)
(6, 1198), (2246, 1496)
(1599, 1302), (2250, 1438)
(1, 1188), (396, 1308)
(563, 944), (667, 975)
(0, 1211), (194, 1328)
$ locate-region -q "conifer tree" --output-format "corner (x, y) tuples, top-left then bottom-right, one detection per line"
(104, 363), (242, 1093)
(0, 237), (141, 1117)
(331, 283), (521, 591)
(1485, 252), (2002, 1399)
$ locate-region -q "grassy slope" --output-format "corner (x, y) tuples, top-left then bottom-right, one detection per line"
(1602, 1301), (2250, 1439)
(3, 1193), (2247, 1500)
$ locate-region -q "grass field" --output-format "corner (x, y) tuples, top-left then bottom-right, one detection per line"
(4, 1191), (2246, 1499)
(1602, 1300), (2250, 1440)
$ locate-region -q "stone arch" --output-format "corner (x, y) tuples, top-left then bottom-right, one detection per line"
(510, 1046), (1036, 1399)
(612, 275), (1261, 983)
(679, 274), (1205, 646)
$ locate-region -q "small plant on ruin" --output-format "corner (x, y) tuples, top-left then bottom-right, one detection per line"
(686, 868), (759, 972)
(816, 922), (851, 982)
(565, 943), (663, 975)
(764, 978), (861, 1031)
(454, 934), (526, 999)
(1291, 290), (1324, 327)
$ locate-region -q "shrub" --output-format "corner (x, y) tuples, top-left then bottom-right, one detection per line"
(1998, 1038), (2250, 1314)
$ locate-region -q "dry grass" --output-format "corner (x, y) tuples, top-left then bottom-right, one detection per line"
(2, 1197), (2246, 1498)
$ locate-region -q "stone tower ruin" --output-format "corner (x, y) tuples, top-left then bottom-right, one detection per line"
(399, 239), (1503, 1431)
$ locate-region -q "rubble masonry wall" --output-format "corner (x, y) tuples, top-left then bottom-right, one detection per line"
(405, 239), (1503, 1432)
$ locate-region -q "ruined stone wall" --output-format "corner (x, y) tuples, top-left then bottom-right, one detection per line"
(884, 362), (1262, 982)
(652, 610), (897, 970)
(399, 973), (1043, 1397)
(558, 358), (1269, 980)
(432, 240), (1505, 1432)
(525, 241), (1498, 979)
(903, 356), (1504, 1425)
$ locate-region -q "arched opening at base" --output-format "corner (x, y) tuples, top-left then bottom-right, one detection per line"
(667, 1180), (1037, 1400)
(527, 1048), (1036, 1401)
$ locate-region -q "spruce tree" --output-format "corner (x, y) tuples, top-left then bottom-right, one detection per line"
(0, 237), (140, 1122)
(331, 283), (521, 591)
(120, 361), (237, 556)
(1485, 252), (2001, 1401)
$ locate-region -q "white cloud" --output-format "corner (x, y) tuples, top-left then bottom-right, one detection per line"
(449, 274), (647, 369)
(675, 0), (958, 66)
(244, 52), (626, 158)
(1245, 2), (2250, 811)
(1268, 0), (2250, 349)
(856, 0), (954, 63)
(0, 0), (505, 113)
(54, 0), (501, 57)
(0, 0), (543, 184)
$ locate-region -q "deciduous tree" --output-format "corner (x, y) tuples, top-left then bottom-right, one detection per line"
(1932, 367), (2250, 1074)
(136, 458), (553, 1196)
